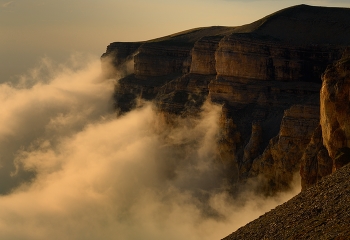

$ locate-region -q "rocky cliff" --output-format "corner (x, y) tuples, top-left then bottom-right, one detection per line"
(300, 48), (350, 189)
(102, 4), (350, 193)
(320, 49), (350, 164)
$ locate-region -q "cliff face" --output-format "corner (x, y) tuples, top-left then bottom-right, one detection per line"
(215, 34), (341, 82)
(190, 36), (222, 75)
(102, 4), (350, 193)
(248, 105), (320, 193)
(300, 49), (350, 190)
(101, 42), (142, 77)
(320, 49), (350, 164)
(134, 43), (192, 77)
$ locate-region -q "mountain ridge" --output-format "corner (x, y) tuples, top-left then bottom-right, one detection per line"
(102, 5), (350, 237)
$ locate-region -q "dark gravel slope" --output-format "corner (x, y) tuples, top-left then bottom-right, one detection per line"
(223, 163), (350, 240)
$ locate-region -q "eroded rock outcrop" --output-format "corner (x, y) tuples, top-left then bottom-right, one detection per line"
(300, 48), (350, 190)
(101, 42), (142, 77)
(248, 105), (320, 193)
(134, 43), (192, 77)
(102, 4), (350, 193)
(320, 49), (350, 166)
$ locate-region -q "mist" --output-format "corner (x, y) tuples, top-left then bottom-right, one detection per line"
(0, 55), (300, 240)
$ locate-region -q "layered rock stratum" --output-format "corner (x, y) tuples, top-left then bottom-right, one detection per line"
(223, 29), (350, 240)
(102, 4), (350, 195)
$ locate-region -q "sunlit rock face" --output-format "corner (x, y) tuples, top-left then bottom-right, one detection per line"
(299, 50), (350, 191)
(102, 4), (350, 193)
(215, 35), (341, 82)
(320, 49), (350, 169)
(190, 36), (222, 75)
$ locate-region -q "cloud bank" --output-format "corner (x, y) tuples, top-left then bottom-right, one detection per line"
(0, 56), (299, 239)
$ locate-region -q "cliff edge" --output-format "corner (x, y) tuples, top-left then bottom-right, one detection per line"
(102, 4), (350, 193)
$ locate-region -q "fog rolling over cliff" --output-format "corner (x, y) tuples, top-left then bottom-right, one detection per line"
(2, 4), (350, 239)
(103, 4), (350, 197)
(0, 54), (299, 239)
(95, 4), (350, 238)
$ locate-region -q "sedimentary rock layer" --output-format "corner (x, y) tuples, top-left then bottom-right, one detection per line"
(190, 35), (223, 75)
(102, 4), (350, 192)
(134, 43), (192, 77)
(216, 34), (342, 82)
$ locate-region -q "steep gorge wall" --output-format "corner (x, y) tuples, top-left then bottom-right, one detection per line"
(320, 49), (350, 162)
(248, 105), (320, 193)
(102, 38), (346, 193)
(102, 5), (350, 193)
(300, 49), (350, 189)
(189, 33), (343, 82)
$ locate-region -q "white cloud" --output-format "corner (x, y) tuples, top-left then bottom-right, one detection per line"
(0, 55), (299, 239)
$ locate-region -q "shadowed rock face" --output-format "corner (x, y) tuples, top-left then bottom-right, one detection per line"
(102, 4), (350, 193)
(300, 125), (333, 190)
(134, 43), (192, 77)
(101, 42), (142, 77)
(248, 105), (320, 194)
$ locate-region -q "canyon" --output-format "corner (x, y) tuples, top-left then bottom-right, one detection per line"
(102, 1), (350, 214)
